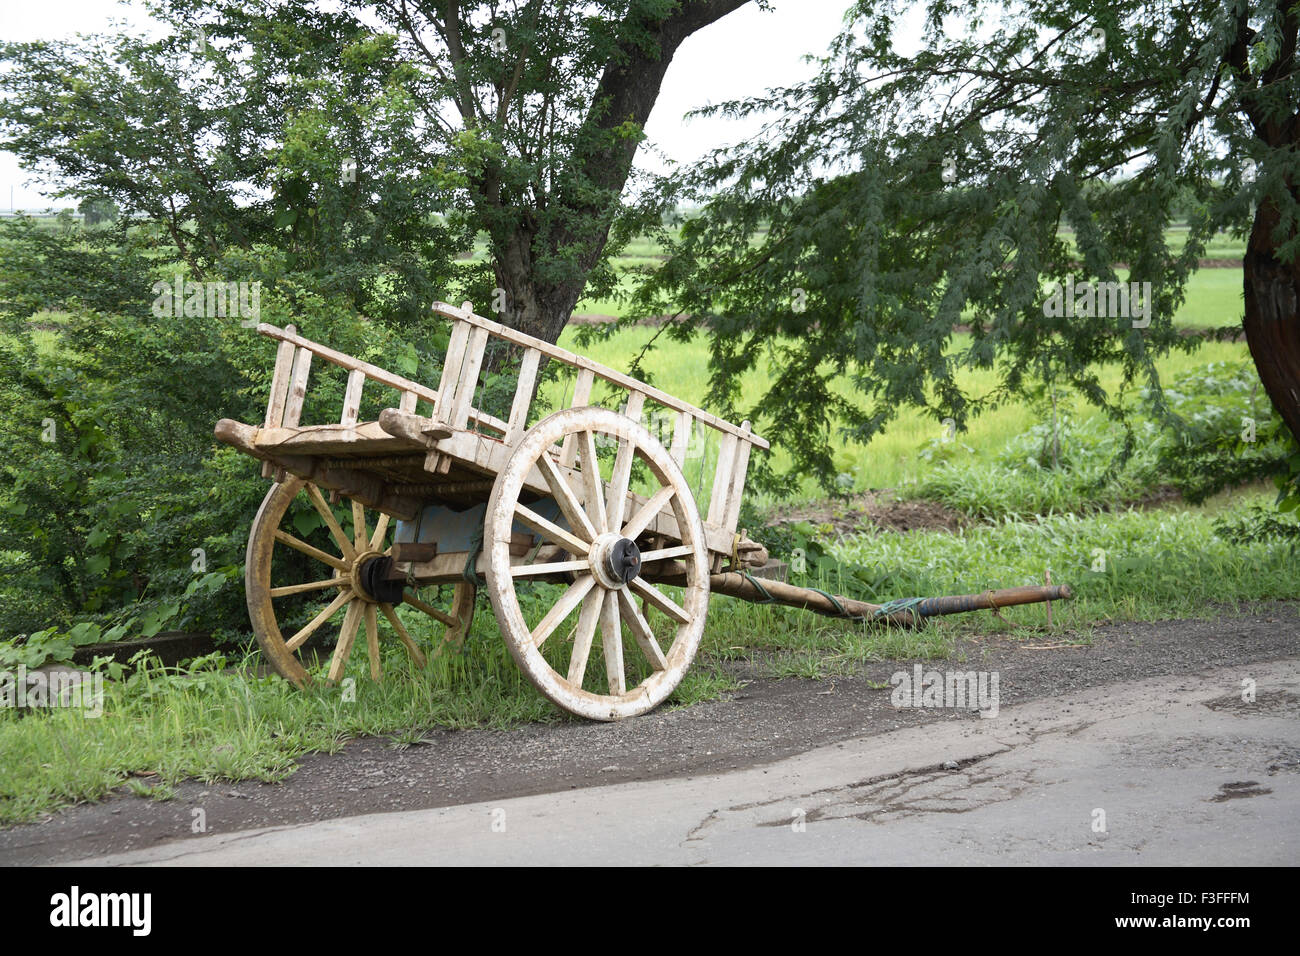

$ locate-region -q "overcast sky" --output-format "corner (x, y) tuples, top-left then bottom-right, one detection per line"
(0, 0), (881, 210)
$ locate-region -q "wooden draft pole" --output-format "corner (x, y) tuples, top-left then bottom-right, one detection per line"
(708, 572), (1072, 627)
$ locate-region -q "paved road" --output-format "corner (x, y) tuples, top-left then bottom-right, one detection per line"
(73, 659), (1300, 865)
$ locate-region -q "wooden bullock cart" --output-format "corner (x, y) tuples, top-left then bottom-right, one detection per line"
(216, 301), (1070, 721)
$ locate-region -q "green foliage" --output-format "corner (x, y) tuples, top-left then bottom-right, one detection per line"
(0, 5), (470, 326)
(0, 217), (448, 651)
(0, 1), (729, 338)
(628, 0), (1299, 497)
(1149, 361), (1291, 503)
(1214, 505), (1300, 544)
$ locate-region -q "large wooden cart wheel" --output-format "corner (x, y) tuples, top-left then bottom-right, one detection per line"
(485, 406), (711, 720)
(245, 476), (475, 686)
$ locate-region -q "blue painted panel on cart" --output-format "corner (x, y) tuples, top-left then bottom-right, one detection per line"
(394, 497), (567, 552)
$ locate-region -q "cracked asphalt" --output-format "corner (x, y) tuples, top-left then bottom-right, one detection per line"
(0, 603), (1292, 866)
(65, 659), (1300, 864)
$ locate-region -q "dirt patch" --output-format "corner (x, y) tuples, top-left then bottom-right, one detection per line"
(767, 490), (968, 536)
(1209, 780), (1273, 802)
(570, 313), (673, 326)
(1204, 689), (1300, 718)
(766, 484), (1190, 539)
(1124, 484), (1188, 511)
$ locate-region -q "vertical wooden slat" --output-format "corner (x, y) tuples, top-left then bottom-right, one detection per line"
(559, 368), (596, 466)
(399, 390), (418, 414)
(261, 327), (298, 477)
(434, 320), (471, 424)
(340, 369), (365, 426)
(670, 410), (692, 465)
(264, 330), (297, 428)
(282, 346), (313, 428)
(706, 430), (739, 527)
(623, 390), (646, 422)
(618, 390), (639, 431)
(570, 368), (595, 408)
(720, 421), (754, 536)
(506, 348), (541, 445)
(449, 325), (489, 430)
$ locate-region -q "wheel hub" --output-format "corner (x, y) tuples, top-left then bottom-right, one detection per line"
(352, 552), (404, 604)
(588, 533), (642, 589)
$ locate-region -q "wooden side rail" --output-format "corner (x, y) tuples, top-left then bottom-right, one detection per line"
(257, 323), (507, 480)
(432, 301), (766, 539)
(432, 301), (769, 450)
(256, 311), (764, 544)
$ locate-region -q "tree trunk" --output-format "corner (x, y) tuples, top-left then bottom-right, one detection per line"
(475, 1), (751, 350)
(1232, 5), (1299, 443)
(494, 232), (583, 345)
(1243, 187), (1300, 443)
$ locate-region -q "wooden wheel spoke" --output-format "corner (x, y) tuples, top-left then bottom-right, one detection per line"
(638, 545), (695, 564)
(369, 512), (391, 552)
(352, 500), (368, 553)
(622, 485), (675, 541)
(629, 576), (691, 625)
(606, 434), (636, 532)
(403, 591), (460, 628)
(515, 503), (590, 556)
(270, 576), (346, 598)
(364, 603), (381, 681)
(567, 588), (604, 686)
(530, 575), (596, 648)
(327, 599), (365, 682)
(599, 585), (625, 695)
(578, 430), (608, 534)
(305, 484), (355, 561)
(537, 453), (598, 543)
(511, 558), (590, 577)
(274, 529), (349, 572)
(284, 588), (353, 652)
(616, 586), (667, 671)
(379, 602), (427, 669)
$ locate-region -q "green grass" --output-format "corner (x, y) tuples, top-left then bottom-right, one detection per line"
(1171, 269), (1245, 328)
(834, 488), (1298, 625)
(0, 606), (739, 825)
(1059, 226), (1246, 262)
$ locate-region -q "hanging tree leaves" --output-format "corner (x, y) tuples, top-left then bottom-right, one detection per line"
(630, 0), (1300, 495)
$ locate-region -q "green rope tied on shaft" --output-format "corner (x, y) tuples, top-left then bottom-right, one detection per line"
(741, 571), (775, 604)
(807, 587), (865, 622)
(870, 596), (926, 624)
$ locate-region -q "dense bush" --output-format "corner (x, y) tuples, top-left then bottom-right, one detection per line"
(1149, 361), (1293, 504)
(0, 217), (463, 654)
(912, 360), (1291, 519)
